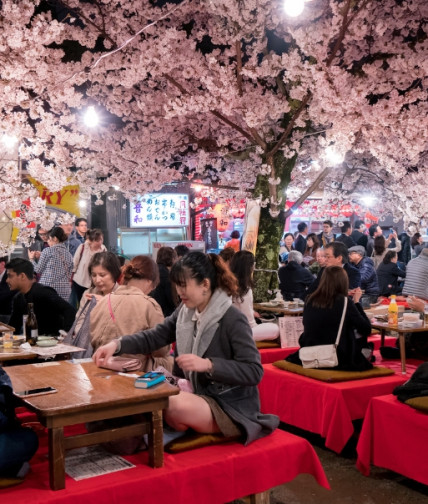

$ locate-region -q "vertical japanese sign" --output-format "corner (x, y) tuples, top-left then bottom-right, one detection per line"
(241, 199), (261, 255)
(200, 218), (218, 250)
(130, 193), (189, 228)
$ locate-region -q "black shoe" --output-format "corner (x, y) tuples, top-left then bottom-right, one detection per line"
(380, 346), (400, 359)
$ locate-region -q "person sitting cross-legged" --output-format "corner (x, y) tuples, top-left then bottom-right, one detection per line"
(286, 266), (373, 371)
(278, 250), (314, 301)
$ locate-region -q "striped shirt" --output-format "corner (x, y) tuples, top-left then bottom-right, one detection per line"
(32, 243), (73, 301)
(402, 254), (428, 300)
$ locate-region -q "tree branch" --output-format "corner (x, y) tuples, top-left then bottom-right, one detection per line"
(267, 91), (312, 157)
(235, 40), (243, 97)
(283, 167), (331, 219)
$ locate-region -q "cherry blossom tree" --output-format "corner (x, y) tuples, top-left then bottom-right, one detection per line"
(0, 0), (427, 297)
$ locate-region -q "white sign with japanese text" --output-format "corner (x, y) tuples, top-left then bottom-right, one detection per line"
(130, 193), (189, 228)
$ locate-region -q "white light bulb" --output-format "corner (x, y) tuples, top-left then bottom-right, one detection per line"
(284, 0), (305, 17)
(1, 134), (19, 149)
(361, 196), (376, 207)
(78, 200), (87, 208)
(84, 106), (99, 127)
(325, 146), (343, 165)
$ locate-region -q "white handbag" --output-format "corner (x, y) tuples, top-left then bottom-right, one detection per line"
(299, 297), (348, 369)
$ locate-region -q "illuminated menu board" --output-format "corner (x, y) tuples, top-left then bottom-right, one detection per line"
(130, 193), (189, 228)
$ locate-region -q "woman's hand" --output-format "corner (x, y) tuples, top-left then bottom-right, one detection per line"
(352, 287), (363, 303)
(175, 354), (212, 373)
(93, 340), (118, 367)
(28, 250), (36, 260)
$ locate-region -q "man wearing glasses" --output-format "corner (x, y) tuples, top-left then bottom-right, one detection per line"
(307, 242), (361, 296)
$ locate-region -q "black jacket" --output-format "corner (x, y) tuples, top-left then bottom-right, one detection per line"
(0, 272), (17, 316)
(294, 235), (307, 254)
(9, 282), (76, 335)
(150, 264), (177, 317)
(377, 261), (406, 296)
(350, 230), (368, 249)
(286, 295), (373, 371)
(335, 234), (356, 248)
(278, 262), (314, 301)
(397, 233), (411, 264)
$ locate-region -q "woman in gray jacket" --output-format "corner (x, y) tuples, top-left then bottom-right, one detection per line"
(93, 251), (278, 444)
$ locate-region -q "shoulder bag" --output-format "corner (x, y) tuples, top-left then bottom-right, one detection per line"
(299, 297), (348, 369)
(99, 293), (142, 373)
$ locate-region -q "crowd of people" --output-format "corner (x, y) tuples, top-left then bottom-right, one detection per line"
(1, 217), (428, 481)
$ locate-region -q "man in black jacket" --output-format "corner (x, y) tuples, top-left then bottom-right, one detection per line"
(6, 258), (76, 335)
(350, 220), (368, 248)
(0, 256), (17, 324)
(294, 222), (308, 254)
(336, 221), (356, 249)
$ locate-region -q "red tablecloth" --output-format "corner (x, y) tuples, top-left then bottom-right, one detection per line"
(2, 427), (329, 503)
(259, 346), (297, 364)
(259, 363), (410, 453)
(258, 336), (395, 364)
(357, 394), (428, 485)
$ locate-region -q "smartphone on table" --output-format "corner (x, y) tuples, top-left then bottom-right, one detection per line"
(15, 387), (57, 397)
(134, 372), (165, 389)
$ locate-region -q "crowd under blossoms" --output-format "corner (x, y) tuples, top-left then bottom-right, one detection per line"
(0, 0), (427, 252)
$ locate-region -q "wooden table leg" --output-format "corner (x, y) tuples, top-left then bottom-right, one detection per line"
(398, 332), (407, 375)
(148, 409), (164, 468)
(48, 427), (65, 490)
(380, 328), (386, 347)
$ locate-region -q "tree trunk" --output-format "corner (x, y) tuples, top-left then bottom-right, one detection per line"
(252, 150), (296, 302)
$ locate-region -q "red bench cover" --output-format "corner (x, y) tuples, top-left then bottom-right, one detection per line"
(2, 426), (329, 503)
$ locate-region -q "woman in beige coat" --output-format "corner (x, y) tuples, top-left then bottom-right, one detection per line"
(90, 255), (173, 373)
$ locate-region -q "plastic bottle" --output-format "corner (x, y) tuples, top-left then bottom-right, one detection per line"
(387, 295), (398, 326)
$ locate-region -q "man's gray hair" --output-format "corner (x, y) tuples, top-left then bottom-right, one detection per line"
(288, 250), (303, 264)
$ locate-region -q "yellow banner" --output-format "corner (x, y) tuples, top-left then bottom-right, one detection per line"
(27, 177), (81, 216)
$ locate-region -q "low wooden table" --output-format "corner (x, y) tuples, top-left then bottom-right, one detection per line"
(0, 342), (85, 364)
(253, 302), (303, 316)
(370, 321), (428, 374)
(8, 361), (179, 490)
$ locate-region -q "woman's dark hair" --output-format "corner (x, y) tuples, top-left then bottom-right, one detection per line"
(306, 266), (348, 309)
(305, 233), (320, 253)
(87, 228), (103, 242)
(230, 230), (240, 239)
(383, 250), (397, 265)
(411, 232), (421, 248)
(170, 251), (238, 296)
(48, 226), (68, 243)
(122, 255), (160, 288)
(88, 252), (121, 284)
(283, 232), (294, 242)
(229, 250), (255, 299)
(156, 246), (177, 268)
(219, 247), (235, 263)
(373, 235), (386, 255)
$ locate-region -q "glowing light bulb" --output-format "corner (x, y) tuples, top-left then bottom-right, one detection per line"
(284, 0), (305, 17)
(361, 195), (376, 207)
(84, 106), (99, 127)
(1, 134), (18, 149)
(78, 200), (87, 208)
(325, 146), (343, 165)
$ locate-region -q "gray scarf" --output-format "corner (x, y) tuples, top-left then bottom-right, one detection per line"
(176, 289), (232, 389)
